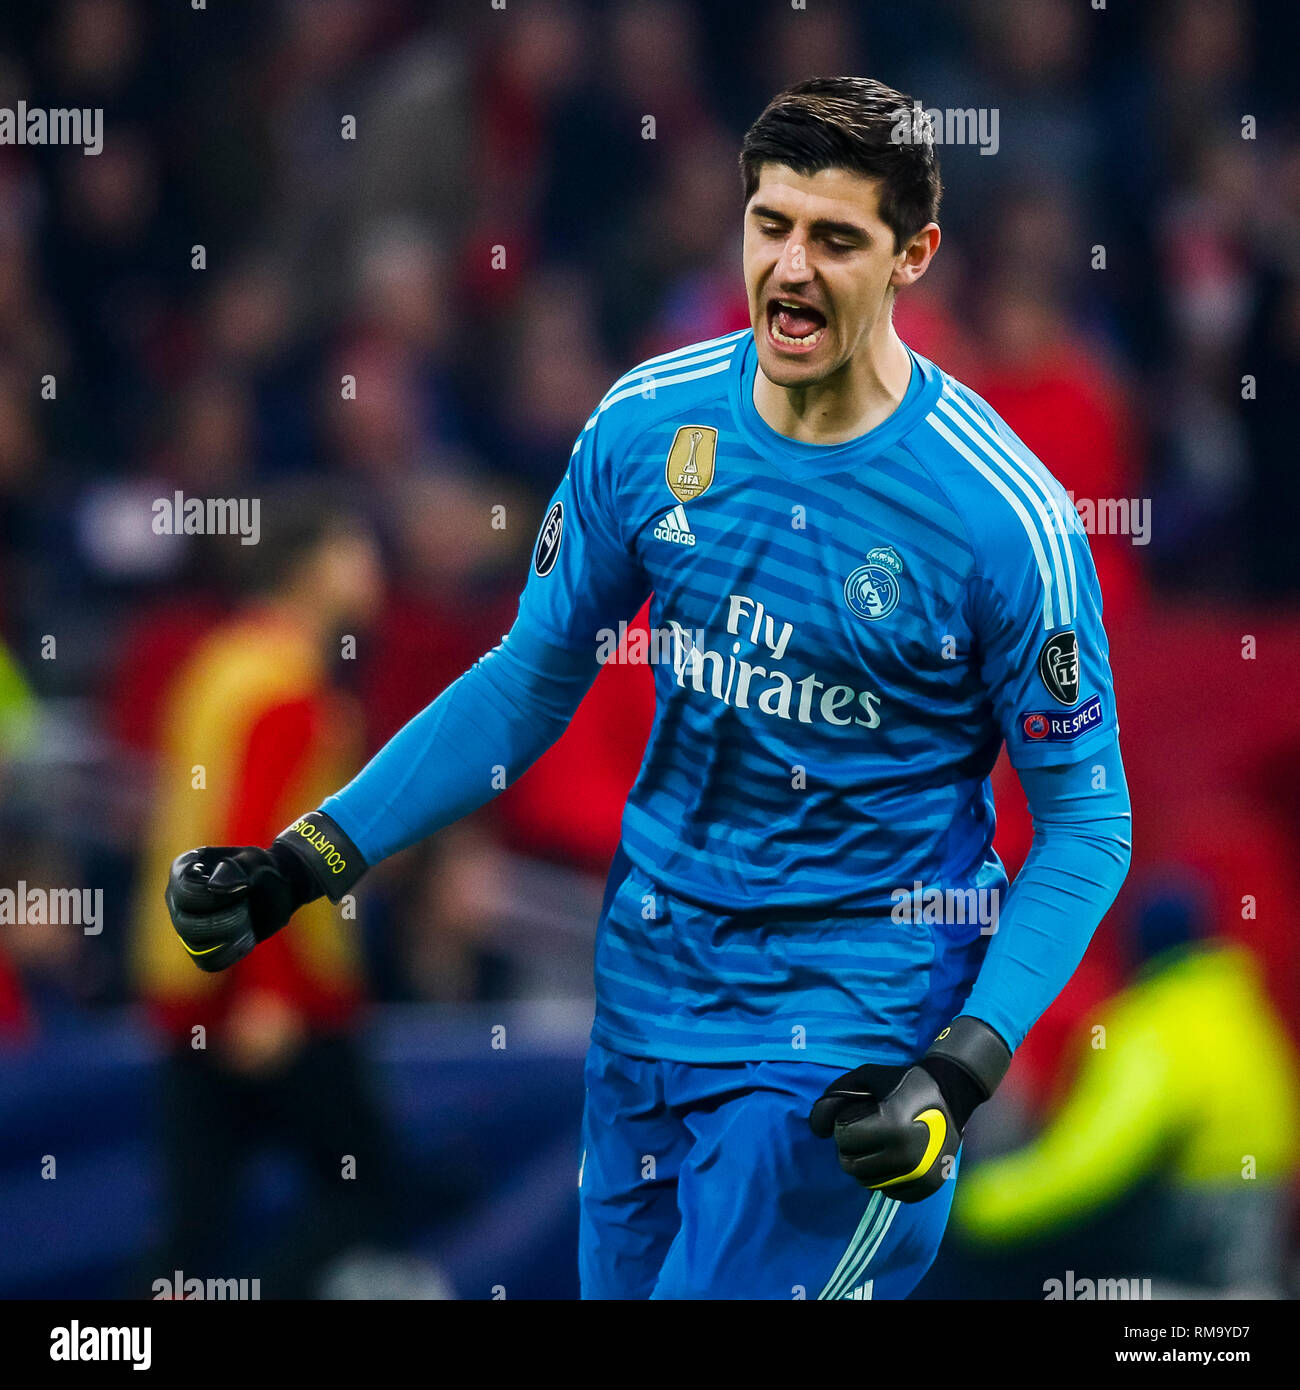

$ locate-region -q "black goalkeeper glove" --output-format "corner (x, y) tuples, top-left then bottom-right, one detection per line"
(809, 1016), (1012, 1203)
(164, 811), (367, 973)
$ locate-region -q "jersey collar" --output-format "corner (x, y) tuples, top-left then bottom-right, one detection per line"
(727, 330), (943, 479)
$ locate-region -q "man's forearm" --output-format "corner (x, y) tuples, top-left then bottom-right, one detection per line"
(319, 618), (599, 868)
(961, 735), (1132, 1052)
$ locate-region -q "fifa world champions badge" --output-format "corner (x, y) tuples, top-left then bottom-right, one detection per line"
(844, 546), (905, 621)
(666, 425), (718, 504)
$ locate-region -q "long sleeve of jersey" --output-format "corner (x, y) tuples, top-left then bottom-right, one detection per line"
(320, 619), (601, 864)
(322, 392), (649, 864)
(960, 732), (1132, 1053)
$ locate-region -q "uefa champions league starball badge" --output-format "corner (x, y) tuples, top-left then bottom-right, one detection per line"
(844, 546), (904, 621)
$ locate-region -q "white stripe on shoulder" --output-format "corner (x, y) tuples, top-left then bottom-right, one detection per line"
(629, 328), (749, 374)
(926, 410), (1057, 630)
(599, 333), (745, 407)
(940, 388), (1078, 623)
(571, 357), (734, 453)
(936, 390), (1073, 626)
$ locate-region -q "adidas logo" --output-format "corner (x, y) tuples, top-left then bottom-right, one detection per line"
(653, 504), (696, 546)
(848, 1281), (874, 1300)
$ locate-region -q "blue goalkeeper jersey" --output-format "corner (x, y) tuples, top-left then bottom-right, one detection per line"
(517, 327), (1118, 1065)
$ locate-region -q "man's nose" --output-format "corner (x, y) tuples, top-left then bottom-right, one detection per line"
(775, 238), (814, 285)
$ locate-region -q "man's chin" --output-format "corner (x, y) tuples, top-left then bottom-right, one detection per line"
(755, 343), (836, 389)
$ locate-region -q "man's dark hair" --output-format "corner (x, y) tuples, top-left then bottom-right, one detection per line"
(739, 77), (942, 250)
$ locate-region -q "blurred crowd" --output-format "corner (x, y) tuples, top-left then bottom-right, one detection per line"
(0, 0), (1298, 1295)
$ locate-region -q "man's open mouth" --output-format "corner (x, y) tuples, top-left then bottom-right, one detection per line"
(766, 298), (827, 351)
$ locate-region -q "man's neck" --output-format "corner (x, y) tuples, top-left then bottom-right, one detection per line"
(752, 321), (913, 446)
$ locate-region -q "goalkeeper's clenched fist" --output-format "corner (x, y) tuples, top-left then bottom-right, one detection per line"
(165, 812), (368, 972)
(809, 1016), (1012, 1202)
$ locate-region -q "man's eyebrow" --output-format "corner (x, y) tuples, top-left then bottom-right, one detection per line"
(810, 219), (871, 241)
(750, 204), (793, 223)
(749, 206), (871, 241)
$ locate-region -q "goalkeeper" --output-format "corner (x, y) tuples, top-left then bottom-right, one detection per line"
(166, 76), (1131, 1299)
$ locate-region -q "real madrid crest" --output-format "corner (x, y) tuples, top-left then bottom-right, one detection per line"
(844, 545), (904, 621)
(666, 425), (717, 504)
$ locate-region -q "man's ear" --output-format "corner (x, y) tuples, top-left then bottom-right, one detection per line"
(891, 223), (941, 290)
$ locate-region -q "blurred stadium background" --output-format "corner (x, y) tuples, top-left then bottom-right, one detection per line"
(0, 0), (1298, 1300)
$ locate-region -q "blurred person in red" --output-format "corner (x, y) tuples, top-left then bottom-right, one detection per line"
(132, 496), (407, 1297)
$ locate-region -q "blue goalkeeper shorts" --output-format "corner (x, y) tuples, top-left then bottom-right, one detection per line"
(577, 1039), (957, 1300)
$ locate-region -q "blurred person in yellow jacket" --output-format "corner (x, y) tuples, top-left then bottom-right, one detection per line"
(952, 880), (1300, 1296)
(132, 498), (408, 1297)
(0, 637), (36, 765)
